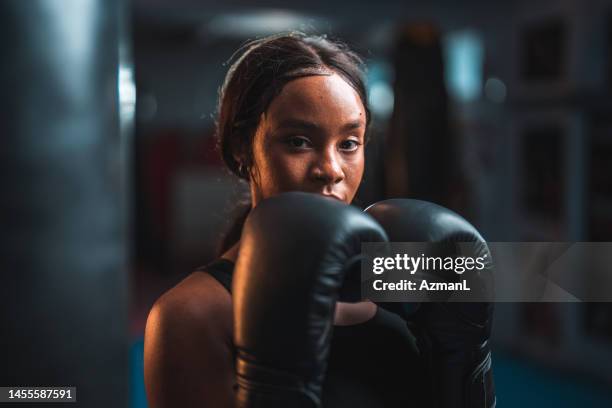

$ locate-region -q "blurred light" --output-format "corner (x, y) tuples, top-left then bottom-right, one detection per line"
(369, 83), (394, 119)
(206, 10), (327, 38)
(484, 77), (507, 103)
(367, 61), (394, 119)
(443, 30), (483, 102)
(119, 65), (136, 121)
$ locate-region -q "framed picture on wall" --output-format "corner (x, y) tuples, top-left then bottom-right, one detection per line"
(510, 109), (585, 241)
(511, 6), (574, 99)
(520, 18), (568, 82)
(587, 112), (612, 241)
(520, 125), (564, 221)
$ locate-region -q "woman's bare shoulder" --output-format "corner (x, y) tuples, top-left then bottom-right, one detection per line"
(149, 270), (233, 338)
(144, 271), (235, 407)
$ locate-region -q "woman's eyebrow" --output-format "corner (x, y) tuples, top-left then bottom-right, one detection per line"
(340, 121), (364, 132)
(274, 119), (364, 132)
(274, 118), (320, 131)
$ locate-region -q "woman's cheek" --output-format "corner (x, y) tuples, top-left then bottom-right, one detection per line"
(348, 151), (365, 174)
(346, 154), (365, 195)
(267, 152), (308, 190)
(281, 156), (310, 187)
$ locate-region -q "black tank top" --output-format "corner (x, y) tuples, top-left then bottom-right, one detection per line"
(198, 258), (429, 407)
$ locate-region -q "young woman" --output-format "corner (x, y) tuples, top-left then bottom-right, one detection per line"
(144, 32), (425, 408)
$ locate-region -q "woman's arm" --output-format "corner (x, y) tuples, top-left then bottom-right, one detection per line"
(144, 273), (235, 408)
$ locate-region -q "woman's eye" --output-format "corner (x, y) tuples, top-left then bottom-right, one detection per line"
(287, 136), (311, 149)
(339, 139), (361, 151)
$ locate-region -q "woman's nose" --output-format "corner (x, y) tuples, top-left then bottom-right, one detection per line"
(311, 149), (344, 184)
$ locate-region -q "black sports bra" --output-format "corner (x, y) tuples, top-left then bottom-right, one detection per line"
(197, 258), (429, 407)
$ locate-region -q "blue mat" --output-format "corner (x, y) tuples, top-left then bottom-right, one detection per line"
(130, 337), (612, 407)
(492, 352), (612, 407)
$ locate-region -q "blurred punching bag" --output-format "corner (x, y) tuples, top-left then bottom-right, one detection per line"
(0, 1), (129, 407)
(386, 24), (458, 207)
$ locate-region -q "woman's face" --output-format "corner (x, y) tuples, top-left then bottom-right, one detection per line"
(248, 73), (366, 206)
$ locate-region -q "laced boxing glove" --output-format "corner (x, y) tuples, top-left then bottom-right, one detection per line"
(233, 192), (388, 408)
(364, 199), (496, 408)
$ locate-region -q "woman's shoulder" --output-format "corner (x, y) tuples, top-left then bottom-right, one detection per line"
(144, 264), (236, 407)
(148, 264), (234, 341)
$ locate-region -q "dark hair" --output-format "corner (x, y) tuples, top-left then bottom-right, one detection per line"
(215, 32), (370, 256)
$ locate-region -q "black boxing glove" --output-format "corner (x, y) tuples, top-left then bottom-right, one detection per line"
(233, 192), (388, 408)
(365, 199), (496, 408)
